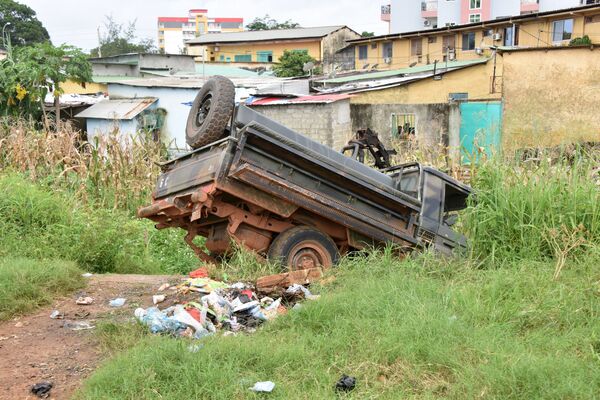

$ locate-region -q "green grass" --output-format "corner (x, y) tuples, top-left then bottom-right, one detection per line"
(77, 250), (600, 399)
(464, 154), (599, 264)
(0, 174), (198, 275)
(77, 150), (600, 399)
(0, 257), (85, 320)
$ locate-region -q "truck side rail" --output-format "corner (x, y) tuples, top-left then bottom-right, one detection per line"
(234, 105), (421, 211)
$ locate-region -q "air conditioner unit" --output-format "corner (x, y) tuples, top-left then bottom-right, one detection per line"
(424, 20), (431, 27)
(384, 57), (392, 64)
(492, 33), (502, 41)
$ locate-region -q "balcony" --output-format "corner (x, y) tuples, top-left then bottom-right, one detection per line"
(381, 4), (391, 22)
(421, 1), (438, 18)
(520, 0), (539, 13)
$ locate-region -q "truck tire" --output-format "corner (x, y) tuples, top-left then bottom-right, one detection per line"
(267, 226), (340, 271)
(186, 75), (235, 149)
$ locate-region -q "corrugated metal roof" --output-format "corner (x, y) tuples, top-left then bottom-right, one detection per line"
(319, 58), (488, 84)
(248, 94), (352, 106)
(187, 26), (346, 44)
(75, 98), (157, 120)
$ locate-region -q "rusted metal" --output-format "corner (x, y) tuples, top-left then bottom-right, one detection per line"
(256, 267), (324, 293)
(138, 103), (473, 267)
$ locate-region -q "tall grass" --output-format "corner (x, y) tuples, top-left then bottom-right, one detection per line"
(464, 148), (599, 269)
(0, 258), (85, 320)
(0, 118), (163, 212)
(0, 174), (198, 274)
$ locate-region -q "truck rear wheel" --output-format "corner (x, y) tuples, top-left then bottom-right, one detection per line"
(186, 75), (235, 149)
(268, 226), (340, 271)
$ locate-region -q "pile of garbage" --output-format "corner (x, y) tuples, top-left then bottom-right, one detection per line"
(134, 268), (318, 340)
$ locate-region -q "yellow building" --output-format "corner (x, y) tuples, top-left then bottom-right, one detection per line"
(349, 3), (600, 71)
(158, 9), (244, 54)
(186, 26), (361, 73)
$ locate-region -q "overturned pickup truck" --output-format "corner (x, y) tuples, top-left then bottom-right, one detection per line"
(138, 76), (473, 271)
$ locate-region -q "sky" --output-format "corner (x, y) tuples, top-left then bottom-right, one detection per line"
(18, 0), (390, 51)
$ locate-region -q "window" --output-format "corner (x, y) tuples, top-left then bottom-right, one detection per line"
(470, 0), (481, 8)
(234, 54), (252, 62)
(411, 38), (423, 61)
(391, 114), (416, 139)
(382, 42), (393, 59)
(462, 32), (476, 50)
(552, 19), (573, 42)
(358, 45), (368, 60)
(504, 25), (520, 46)
(469, 14), (481, 23)
(585, 15), (600, 23)
(371, 43), (378, 49)
(442, 35), (456, 51)
(257, 51), (273, 62)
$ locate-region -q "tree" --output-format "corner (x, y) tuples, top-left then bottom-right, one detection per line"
(0, 42), (92, 124)
(246, 15), (300, 31)
(361, 31), (375, 37)
(272, 50), (319, 78)
(90, 16), (157, 58)
(0, 0), (50, 46)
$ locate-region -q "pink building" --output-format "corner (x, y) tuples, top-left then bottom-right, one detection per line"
(384, 0), (585, 33)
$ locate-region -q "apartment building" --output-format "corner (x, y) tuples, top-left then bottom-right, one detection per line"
(362, 3), (600, 70)
(382, 0), (600, 32)
(158, 9), (243, 54)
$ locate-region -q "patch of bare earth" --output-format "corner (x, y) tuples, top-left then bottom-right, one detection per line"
(0, 274), (183, 400)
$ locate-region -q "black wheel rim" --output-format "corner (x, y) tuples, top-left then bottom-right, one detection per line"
(196, 94), (212, 127)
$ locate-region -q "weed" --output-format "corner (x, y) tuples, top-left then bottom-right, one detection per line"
(0, 258), (84, 321)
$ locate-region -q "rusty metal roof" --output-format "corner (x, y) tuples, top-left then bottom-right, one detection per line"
(75, 98), (158, 120)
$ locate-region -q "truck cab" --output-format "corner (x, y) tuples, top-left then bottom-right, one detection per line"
(388, 163), (473, 254)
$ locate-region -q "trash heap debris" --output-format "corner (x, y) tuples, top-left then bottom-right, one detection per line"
(134, 274), (316, 340)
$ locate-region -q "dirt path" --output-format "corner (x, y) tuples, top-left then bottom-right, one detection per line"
(0, 274), (183, 400)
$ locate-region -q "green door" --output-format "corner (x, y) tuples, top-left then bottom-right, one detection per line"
(459, 102), (502, 163)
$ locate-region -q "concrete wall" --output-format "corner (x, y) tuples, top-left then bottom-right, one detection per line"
(539, 0), (580, 12)
(321, 28), (362, 73)
(251, 100), (353, 150)
(491, 0), (520, 19)
(351, 62), (500, 105)
(199, 40), (322, 63)
(350, 103), (450, 148)
(353, 8), (600, 70)
(92, 63), (137, 77)
(390, 0), (426, 33)
(86, 118), (139, 144)
(108, 84), (199, 150)
(139, 54), (195, 72)
(501, 47), (600, 149)
(439, 0), (462, 27)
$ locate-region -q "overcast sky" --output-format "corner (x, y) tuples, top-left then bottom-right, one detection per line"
(18, 0), (390, 51)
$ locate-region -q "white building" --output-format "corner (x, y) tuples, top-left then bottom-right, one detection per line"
(384, 0), (599, 33)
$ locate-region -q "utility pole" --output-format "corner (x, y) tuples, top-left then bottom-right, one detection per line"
(97, 26), (102, 57)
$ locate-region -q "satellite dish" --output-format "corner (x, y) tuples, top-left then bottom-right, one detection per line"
(303, 62), (315, 72)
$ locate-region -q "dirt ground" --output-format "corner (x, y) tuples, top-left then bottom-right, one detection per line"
(0, 274), (183, 400)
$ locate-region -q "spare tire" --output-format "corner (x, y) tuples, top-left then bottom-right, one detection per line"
(186, 75), (235, 149)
